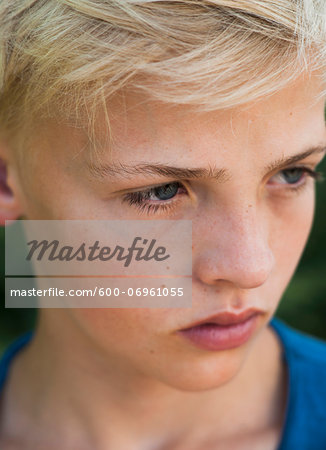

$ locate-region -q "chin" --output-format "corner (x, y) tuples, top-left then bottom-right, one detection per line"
(153, 346), (250, 392)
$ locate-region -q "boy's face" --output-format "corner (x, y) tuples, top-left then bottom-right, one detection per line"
(5, 72), (326, 389)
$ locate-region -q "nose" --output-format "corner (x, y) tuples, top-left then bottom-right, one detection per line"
(193, 204), (275, 290)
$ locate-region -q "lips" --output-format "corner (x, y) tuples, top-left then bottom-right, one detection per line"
(180, 308), (262, 329)
(177, 308), (263, 351)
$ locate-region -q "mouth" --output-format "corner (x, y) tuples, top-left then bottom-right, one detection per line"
(177, 308), (263, 351)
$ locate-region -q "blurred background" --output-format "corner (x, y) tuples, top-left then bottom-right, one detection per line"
(1, 157), (326, 353)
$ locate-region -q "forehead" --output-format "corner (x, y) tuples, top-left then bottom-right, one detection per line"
(100, 72), (326, 159)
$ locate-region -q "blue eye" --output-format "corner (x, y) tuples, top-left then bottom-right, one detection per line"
(269, 167), (321, 187)
(152, 182), (180, 200)
(279, 168), (305, 184)
(122, 181), (187, 215)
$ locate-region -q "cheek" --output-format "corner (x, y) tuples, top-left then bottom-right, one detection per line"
(70, 308), (167, 356)
(269, 189), (315, 294)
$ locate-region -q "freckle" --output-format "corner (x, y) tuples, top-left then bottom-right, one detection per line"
(248, 204), (252, 208)
(290, 112), (293, 116)
(166, 266), (170, 270)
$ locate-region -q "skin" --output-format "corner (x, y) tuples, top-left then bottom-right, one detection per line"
(0, 71), (325, 449)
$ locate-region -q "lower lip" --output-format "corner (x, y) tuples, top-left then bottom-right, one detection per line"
(178, 314), (260, 351)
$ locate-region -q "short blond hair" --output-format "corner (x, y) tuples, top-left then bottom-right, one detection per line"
(0, 0), (326, 150)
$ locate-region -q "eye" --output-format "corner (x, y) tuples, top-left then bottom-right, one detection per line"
(150, 182), (180, 200)
(268, 166), (321, 189)
(121, 181), (188, 215)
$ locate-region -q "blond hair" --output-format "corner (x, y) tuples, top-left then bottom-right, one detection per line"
(0, 0), (326, 150)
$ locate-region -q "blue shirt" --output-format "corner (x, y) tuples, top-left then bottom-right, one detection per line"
(1, 317), (326, 449)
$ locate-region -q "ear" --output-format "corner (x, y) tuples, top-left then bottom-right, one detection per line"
(0, 143), (24, 226)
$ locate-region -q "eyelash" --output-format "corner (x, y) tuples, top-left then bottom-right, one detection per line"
(121, 166), (323, 215)
(122, 182), (187, 215)
(268, 167), (322, 192)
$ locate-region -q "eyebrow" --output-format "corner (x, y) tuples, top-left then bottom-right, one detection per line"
(264, 146), (326, 172)
(88, 145), (326, 182)
(88, 161), (228, 181)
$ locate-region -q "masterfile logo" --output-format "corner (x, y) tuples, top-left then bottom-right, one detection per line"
(25, 237), (170, 267)
(5, 220), (192, 308)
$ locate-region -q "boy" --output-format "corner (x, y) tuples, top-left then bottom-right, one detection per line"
(1, 1), (326, 449)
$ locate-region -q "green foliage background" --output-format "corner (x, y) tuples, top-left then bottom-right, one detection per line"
(0, 159), (326, 353)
